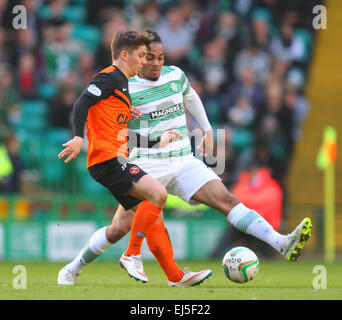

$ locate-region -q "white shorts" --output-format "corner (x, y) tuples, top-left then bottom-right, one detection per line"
(132, 154), (221, 205)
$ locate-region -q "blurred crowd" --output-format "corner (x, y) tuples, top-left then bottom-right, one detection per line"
(0, 0), (322, 198)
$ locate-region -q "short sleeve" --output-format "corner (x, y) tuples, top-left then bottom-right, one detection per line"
(83, 73), (117, 104)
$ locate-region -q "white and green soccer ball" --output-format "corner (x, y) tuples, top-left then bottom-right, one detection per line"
(222, 247), (259, 283)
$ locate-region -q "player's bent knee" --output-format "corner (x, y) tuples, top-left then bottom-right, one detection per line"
(106, 223), (130, 243)
(154, 186), (167, 208)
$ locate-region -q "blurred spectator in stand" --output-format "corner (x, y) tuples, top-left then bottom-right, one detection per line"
(157, 5), (196, 72)
(226, 95), (256, 179)
(43, 18), (84, 83)
(214, 11), (241, 66)
(0, 68), (21, 129)
(77, 51), (96, 89)
(211, 162), (283, 259)
(282, 86), (310, 142)
(270, 20), (305, 65)
(0, 133), (24, 193)
(23, 0), (43, 44)
(254, 79), (294, 187)
(10, 28), (45, 80)
(40, 0), (68, 21)
(234, 41), (271, 84)
(227, 95), (255, 129)
(95, 12), (127, 70)
(0, 26), (11, 68)
(224, 66), (265, 114)
(250, 8), (272, 52)
(179, 1), (201, 38)
(49, 86), (77, 128)
(129, 1), (161, 30)
(266, 80), (294, 157)
(16, 52), (39, 99)
(95, 22), (116, 70)
(200, 37), (229, 96)
(86, 1), (124, 26)
(0, 139), (13, 192)
(270, 54), (291, 81)
(0, 0), (12, 29)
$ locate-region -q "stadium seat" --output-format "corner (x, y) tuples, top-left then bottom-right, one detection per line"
(38, 5), (86, 24)
(205, 100), (223, 125)
(46, 128), (72, 145)
(71, 24), (101, 53)
(63, 5), (86, 24)
(21, 100), (48, 117)
(38, 83), (58, 100)
(75, 153), (106, 195)
(40, 144), (66, 189)
(15, 100), (48, 135)
(231, 127), (255, 154)
(294, 28), (313, 64)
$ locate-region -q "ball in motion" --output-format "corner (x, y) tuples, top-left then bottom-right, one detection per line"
(222, 247), (259, 283)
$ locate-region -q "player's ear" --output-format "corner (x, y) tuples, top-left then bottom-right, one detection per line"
(120, 50), (129, 61)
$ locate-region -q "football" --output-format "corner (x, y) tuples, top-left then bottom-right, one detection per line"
(222, 247), (259, 283)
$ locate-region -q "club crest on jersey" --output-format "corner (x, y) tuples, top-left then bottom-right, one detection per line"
(169, 81), (179, 93)
(149, 104), (181, 119)
(87, 84), (102, 96)
(129, 166), (140, 175)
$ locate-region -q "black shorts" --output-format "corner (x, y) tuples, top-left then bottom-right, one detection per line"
(88, 157), (147, 210)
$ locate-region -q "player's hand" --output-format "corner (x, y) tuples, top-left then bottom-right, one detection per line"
(130, 106), (142, 119)
(159, 130), (182, 147)
(58, 136), (84, 163)
(197, 129), (215, 157)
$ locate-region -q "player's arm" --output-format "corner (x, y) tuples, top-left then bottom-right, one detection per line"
(58, 74), (115, 163)
(183, 86), (214, 156)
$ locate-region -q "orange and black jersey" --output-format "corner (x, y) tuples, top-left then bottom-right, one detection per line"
(73, 65), (160, 168)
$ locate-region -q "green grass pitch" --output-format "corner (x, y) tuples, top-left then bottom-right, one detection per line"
(1, 259), (341, 300)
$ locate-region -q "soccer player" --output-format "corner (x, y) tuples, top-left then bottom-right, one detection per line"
(59, 29), (312, 287)
(57, 29), (198, 285)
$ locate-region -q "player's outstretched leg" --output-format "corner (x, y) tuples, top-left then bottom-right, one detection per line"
(57, 226), (113, 285)
(282, 217), (312, 262)
(168, 268), (212, 287)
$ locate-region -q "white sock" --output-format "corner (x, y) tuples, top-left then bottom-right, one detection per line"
(67, 227), (112, 274)
(227, 203), (286, 253)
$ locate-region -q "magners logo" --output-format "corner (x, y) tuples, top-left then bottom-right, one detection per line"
(149, 104), (181, 120)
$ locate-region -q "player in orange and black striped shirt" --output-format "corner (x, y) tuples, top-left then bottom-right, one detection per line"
(58, 29), (184, 284)
(58, 30), (181, 210)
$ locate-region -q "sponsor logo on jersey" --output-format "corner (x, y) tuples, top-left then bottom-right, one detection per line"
(116, 114), (129, 125)
(149, 104), (181, 119)
(87, 84), (102, 96)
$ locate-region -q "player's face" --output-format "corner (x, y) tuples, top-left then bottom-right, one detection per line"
(140, 43), (165, 81)
(127, 45), (147, 77)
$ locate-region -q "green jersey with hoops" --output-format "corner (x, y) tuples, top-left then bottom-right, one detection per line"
(128, 65), (192, 162)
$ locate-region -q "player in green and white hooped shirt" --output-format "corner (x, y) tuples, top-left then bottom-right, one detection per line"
(58, 30), (312, 287)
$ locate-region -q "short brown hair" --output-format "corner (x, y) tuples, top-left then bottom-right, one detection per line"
(111, 29), (151, 60)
